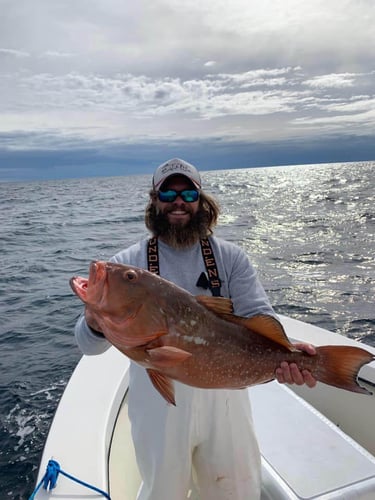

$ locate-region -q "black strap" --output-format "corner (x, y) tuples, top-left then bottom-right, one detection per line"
(198, 238), (221, 296)
(147, 237), (159, 275)
(147, 237), (221, 297)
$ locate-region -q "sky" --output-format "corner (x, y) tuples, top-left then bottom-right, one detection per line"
(1, 0), (375, 181)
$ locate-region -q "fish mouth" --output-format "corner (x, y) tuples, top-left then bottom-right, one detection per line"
(70, 261), (107, 304)
(70, 275), (89, 301)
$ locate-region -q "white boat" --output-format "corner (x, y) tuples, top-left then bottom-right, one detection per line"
(33, 315), (375, 499)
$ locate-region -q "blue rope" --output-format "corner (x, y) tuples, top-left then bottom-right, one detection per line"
(29, 459), (111, 499)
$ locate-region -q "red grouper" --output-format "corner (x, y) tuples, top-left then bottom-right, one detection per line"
(70, 261), (374, 405)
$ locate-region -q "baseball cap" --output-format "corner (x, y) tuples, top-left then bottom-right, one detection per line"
(152, 158), (202, 190)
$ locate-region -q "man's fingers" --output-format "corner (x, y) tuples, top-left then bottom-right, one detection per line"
(294, 342), (317, 355)
(275, 361), (317, 388)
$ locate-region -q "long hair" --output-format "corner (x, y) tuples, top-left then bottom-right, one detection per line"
(145, 189), (220, 238)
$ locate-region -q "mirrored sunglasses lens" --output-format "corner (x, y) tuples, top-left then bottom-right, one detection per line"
(181, 190), (199, 202)
(158, 190), (177, 202)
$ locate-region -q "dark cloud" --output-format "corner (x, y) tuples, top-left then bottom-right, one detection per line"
(1, 133), (374, 182)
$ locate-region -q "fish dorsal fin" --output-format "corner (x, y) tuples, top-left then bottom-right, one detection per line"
(196, 297), (295, 351)
(147, 369), (176, 406)
(196, 295), (234, 315)
(223, 314), (296, 351)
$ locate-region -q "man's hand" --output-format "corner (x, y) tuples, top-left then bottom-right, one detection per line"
(275, 343), (317, 388)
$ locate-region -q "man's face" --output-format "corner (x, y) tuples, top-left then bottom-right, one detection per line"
(155, 175), (199, 227)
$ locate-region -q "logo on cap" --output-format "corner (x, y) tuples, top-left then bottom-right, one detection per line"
(161, 161), (193, 175)
(153, 158), (201, 189)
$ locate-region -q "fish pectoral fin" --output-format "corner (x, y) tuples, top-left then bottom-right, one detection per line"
(196, 295), (234, 315)
(147, 369), (176, 406)
(146, 346), (192, 368)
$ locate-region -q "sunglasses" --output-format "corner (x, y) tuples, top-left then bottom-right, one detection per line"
(158, 189), (199, 203)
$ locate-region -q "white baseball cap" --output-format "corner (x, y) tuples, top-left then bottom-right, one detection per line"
(152, 158), (202, 190)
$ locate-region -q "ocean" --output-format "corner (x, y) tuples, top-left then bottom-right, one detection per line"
(1, 161), (374, 498)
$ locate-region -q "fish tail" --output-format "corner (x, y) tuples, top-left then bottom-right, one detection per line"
(314, 345), (374, 395)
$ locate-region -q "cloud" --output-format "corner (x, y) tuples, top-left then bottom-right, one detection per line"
(40, 51), (75, 59)
(304, 73), (357, 89)
(2, 66), (373, 143)
(0, 48), (30, 58)
(2, 1), (375, 76)
(326, 96), (375, 114)
(1, 132), (374, 183)
(293, 106), (375, 130)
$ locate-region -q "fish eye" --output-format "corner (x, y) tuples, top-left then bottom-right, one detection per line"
(124, 270), (138, 282)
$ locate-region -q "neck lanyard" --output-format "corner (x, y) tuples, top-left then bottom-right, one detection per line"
(147, 237), (222, 297)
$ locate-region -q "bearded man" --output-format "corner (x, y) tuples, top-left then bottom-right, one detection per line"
(75, 158), (316, 500)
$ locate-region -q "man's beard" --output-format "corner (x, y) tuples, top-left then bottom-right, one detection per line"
(150, 207), (209, 249)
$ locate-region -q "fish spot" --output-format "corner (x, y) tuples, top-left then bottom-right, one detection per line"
(182, 335), (208, 346)
(190, 319), (197, 327)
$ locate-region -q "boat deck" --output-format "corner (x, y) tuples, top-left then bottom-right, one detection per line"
(109, 380), (375, 500)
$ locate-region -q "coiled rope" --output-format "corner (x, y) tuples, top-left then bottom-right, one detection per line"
(29, 459), (111, 499)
